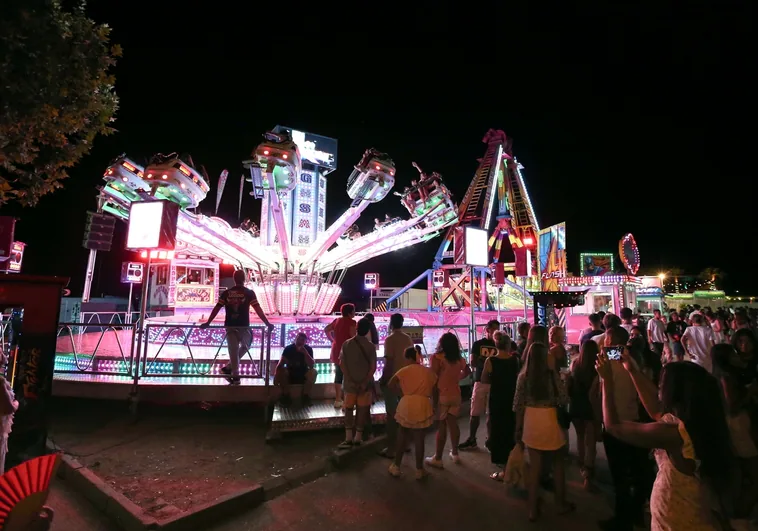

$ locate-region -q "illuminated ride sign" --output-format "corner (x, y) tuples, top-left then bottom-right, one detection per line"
(558, 274), (640, 287)
(126, 200), (180, 251)
(619, 233), (640, 275)
(464, 226), (489, 267)
(579, 252), (614, 276)
(273, 126), (337, 173)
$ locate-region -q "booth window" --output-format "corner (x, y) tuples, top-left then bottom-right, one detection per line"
(176, 266), (187, 284)
(593, 295), (612, 313)
(204, 268), (215, 285)
(187, 268), (202, 284)
(156, 266), (168, 286)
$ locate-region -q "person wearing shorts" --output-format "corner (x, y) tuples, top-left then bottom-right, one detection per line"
(460, 319), (499, 451)
(425, 332), (471, 469)
(338, 318), (376, 449)
(200, 270), (273, 384)
(325, 303), (356, 408)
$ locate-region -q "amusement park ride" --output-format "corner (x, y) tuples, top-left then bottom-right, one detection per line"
(93, 126), (459, 318)
(379, 129), (540, 313)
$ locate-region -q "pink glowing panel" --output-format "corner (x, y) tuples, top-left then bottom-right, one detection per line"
(297, 284), (318, 315)
(322, 285), (342, 315)
(278, 283), (294, 315)
(312, 284), (331, 315)
(284, 323), (330, 347)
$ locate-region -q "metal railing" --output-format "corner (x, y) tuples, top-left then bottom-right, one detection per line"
(56, 323), (137, 376)
(141, 324), (271, 381)
(75, 311), (162, 327)
(52, 319), (524, 383)
(54, 322), (273, 386)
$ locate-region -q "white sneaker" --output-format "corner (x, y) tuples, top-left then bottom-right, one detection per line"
(415, 468), (428, 480)
(334, 400), (343, 408)
(388, 463), (401, 477)
(424, 456), (444, 469)
(449, 451), (461, 464)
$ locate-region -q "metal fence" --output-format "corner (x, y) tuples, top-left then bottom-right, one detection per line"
(54, 323), (273, 385)
(53, 319), (523, 382)
(141, 324), (272, 381)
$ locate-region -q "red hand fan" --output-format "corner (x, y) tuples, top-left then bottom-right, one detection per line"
(0, 453), (61, 530)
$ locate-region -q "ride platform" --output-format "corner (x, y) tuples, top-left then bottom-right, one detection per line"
(268, 399), (387, 440)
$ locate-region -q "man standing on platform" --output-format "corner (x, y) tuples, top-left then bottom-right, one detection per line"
(377, 313), (414, 459)
(459, 319), (499, 451)
(275, 332), (317, 407)
(200, 270), (273, 385)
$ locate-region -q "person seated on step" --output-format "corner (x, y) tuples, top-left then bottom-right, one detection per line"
(275, 332), (317, 407)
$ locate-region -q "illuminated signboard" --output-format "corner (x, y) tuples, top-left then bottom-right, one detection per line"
(126, 201), (179, 250)
(464, 227), (489, 267)
(580, 252), (615, 276)
(121, 262), (144, 283)
(273, 126), (337, 173)
(538, 222), (567, 290)
(2, 241), (25, 273)
(364, 273), (379, 290)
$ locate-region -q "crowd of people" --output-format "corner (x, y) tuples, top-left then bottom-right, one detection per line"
(209, 276), (758, 529)
(321, 304), (757, 529)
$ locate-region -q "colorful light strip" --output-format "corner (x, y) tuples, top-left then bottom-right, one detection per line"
(559, 275), (640, 286)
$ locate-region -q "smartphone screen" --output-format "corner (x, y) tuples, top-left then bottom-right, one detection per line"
(604, 345), (623, 361)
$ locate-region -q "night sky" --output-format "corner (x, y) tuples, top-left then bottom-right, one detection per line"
(3, 2), (754, 305)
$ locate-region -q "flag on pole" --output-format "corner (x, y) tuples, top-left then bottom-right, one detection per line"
(215, 169), (228, 215)
(238, 174), (245, 220)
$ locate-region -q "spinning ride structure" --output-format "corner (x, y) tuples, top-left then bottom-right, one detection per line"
(380, 129), (541, 313)
(96, 127), (458, 317)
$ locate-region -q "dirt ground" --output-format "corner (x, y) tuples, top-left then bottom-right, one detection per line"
(48, 398), (347, 520)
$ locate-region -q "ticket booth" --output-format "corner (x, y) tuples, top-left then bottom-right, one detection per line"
(0, 275), (68, 467)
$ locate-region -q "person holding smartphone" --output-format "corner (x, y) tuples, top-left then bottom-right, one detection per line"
(598, 326), (649, 531)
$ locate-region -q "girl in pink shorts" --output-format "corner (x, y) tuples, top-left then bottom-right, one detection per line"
(426, 332), (471, 469)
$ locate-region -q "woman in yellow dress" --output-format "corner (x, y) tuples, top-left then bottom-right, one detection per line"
(388, 346), (437, 480)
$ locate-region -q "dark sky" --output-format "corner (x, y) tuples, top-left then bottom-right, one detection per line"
(4, 2), (755, 304)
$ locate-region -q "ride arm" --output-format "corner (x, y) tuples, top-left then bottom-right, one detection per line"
(300, 203), (372, 266)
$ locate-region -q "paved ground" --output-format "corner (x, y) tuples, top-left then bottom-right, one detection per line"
(208, 424), (615, 531)
(50, 416), (618, 531)
(47, 398), (342, 518)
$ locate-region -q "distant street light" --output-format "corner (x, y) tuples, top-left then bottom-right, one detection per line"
(658, 273), (666, 281)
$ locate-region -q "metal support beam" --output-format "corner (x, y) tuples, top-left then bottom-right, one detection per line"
(427, 270), (433, 312)
(384, 269), (433, 307)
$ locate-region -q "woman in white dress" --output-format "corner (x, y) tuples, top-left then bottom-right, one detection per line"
(596, 352), (732, 530)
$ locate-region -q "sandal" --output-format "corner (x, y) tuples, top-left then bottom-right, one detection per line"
(489, 472), (504, 482)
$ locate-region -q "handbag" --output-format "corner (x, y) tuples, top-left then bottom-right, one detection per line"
(504, 444), (527, 490)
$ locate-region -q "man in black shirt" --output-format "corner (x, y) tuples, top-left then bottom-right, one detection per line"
(459, 319), (499, 451)
(275, 332), (317, 406)
(200, 270), (273, 384)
